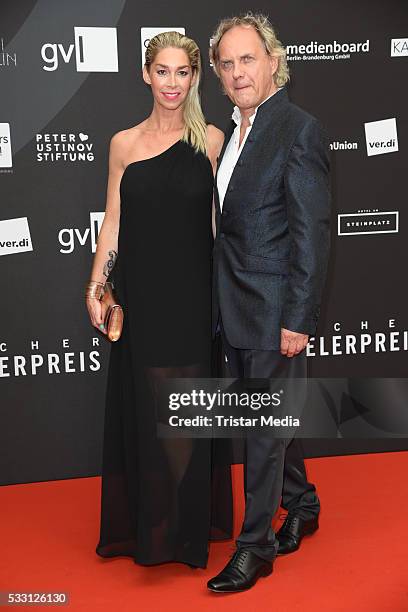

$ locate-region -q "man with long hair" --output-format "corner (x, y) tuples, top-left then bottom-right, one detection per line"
(208, 12), (331, 592)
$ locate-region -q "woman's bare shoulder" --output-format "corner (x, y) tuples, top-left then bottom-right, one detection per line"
(109, 121), (147, 167)
(110, 121), (147, 148)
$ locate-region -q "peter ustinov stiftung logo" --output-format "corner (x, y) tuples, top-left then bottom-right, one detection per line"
(41, 27), (118, 72)
(338, 210), (399, 236)
(0, 217), (33, 256)
(364, 118), (398, 156)
(286, 39), (369, 61)
(0, 122), (12, 167)
(35, 131), (94, 162)
(391, 38), (408, 57)
(140, 27), (185, 67)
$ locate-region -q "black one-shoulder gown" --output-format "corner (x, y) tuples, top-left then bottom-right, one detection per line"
(96, 139), (232, 568)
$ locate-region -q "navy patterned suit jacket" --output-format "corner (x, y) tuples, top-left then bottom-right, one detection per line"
(212, 86), (331, 350)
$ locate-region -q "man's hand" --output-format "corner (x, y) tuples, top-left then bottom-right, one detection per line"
(280, 328), (309, 357)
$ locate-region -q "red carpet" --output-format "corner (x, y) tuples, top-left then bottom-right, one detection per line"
(1, 452), (408, 611)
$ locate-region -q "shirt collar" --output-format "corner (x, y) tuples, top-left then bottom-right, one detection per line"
(231, 87), (283, 126)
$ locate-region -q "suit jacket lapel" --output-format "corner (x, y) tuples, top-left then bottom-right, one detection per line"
(214, 120), (235, 215)
(213, 87), (289, 216)
(218, 88), (290, 214)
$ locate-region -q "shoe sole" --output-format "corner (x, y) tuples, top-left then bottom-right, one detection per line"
(207, 566), (273, 593)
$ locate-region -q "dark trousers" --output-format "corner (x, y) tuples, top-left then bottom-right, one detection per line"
(220, 318), (320, 561)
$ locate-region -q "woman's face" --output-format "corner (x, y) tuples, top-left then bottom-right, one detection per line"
(143, 47), (196, 110)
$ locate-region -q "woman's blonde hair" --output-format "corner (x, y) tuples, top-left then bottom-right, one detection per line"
(209, 12), (290, 87)
(144, 31), (207, 156)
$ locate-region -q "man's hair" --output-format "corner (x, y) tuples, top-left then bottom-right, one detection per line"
(209, 12), (290, 87)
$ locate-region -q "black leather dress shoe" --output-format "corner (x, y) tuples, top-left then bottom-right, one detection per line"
(276, 513), (319, 555)
(207, 548), (273, 593)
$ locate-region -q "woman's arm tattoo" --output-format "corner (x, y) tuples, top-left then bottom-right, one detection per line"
(103, 249), (117, 278)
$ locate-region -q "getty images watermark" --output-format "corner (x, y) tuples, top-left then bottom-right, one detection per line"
(154, 378), (408, 439)
(167, 387), (299, 429)
(155, 378), (306, 438)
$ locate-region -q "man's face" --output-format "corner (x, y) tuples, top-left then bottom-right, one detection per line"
(217, 25), (278, 112)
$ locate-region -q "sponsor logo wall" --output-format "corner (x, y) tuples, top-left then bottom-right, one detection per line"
(1, 0), (407, 485)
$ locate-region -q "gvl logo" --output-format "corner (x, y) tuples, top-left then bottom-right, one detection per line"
(0, 217), (33, 255)
(391, 38), (408, 57)
(140, 27), (185, 67)
(58, 212), (105, 254)
(0, 123), (12, 167)
(364, 118), (398, 156)
(41, 27), (118, 72)
(338, 210), (399, 236)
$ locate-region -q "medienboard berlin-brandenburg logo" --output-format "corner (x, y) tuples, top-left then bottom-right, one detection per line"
(286, 39), (369, 61)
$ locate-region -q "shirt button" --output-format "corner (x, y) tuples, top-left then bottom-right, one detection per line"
(238, 159), (243, 166)
(228, 185), (234, 192)
(220, 232), (225, 238)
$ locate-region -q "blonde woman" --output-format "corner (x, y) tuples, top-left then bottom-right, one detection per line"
(87, 32), (232, 569)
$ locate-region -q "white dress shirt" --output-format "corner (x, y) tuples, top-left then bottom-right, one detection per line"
(217, 88), (283, 212)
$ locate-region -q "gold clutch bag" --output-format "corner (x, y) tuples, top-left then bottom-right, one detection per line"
(101, 281), (124, 342)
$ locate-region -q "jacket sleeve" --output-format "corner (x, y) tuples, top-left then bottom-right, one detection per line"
(281, 117), (331, 335)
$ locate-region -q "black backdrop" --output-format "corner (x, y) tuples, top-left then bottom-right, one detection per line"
(1, 0), (408, 485)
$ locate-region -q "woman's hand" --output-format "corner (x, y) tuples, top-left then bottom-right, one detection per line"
(86, 297), (108, 335)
